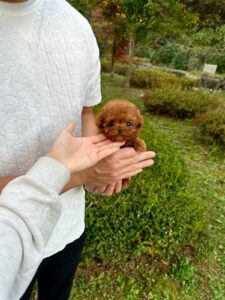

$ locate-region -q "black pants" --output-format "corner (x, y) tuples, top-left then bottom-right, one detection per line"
(20, 232), (85, 300)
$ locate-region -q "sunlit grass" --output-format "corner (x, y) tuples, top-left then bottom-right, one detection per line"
(70, 73), (225, 300)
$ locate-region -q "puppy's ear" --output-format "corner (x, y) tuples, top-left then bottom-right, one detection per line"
(96, 113), (105, 129)
(137, 115), (144, 128)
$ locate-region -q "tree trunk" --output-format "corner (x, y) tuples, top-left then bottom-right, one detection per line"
(125, 35), (135, 88)
(111, 33), (117, 76)
(111, 27), (118, 77)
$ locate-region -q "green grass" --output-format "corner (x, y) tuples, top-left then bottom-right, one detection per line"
(70, 74), (225, 300)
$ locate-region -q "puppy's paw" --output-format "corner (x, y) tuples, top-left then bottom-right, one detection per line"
(122, 178), (130, 188)
(134, 138), (147, 152)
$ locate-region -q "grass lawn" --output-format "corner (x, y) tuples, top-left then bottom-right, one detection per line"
(70, 74), (225, 300)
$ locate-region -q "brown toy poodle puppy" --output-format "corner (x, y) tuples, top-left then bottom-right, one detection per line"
(96, 99), (147, 187)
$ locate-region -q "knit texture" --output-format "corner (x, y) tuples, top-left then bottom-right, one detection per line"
(0, 0), (101, 257)
(0, 157), (70, 299)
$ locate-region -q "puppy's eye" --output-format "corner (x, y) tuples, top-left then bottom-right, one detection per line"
(126, 122), (132, 127)
(108, 122), (114, 128)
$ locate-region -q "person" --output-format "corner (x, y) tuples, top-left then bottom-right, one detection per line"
(0, 0), (156, 298)
(0, 123), (124, 300)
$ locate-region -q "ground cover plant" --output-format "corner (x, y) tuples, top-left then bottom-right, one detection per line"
(143, 86), (225, 148)
(130, 68), (199, 90)
(101, 60), (199, 90)
(68, 74), (225, 300)
(197, 106), (225, 147)
(83, 117), (206, 263)
(143, 87), (220, 119)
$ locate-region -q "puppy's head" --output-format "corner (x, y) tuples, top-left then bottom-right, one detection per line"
(96, 99), (144, 142)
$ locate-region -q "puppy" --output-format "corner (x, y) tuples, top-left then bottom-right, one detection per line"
(96, 99), (147, 187)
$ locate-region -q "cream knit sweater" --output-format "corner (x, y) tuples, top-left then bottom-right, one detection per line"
(0, 157), (70, 299)
(0, 0), (101, 257)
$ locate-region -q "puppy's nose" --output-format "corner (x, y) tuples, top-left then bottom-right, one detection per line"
(118, 129), (122, 134)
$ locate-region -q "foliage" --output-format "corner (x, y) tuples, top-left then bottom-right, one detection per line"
(132, 56), (151, 66)
(197, 106), (225, 147)
(148, 42), (225, 73)
(115, 0), (198, 85)
(192, 25), (225, 48)
(68, 0), (101, 19)
(144, 87), (220, 119)
(206, 52), (225, 74)
(75, 0), (199, 82)
(150, 42), (190, 71)
(101, 58), (151, 75)
(140, 40), (225, 73)
(83, 117), (207, 263)
(71, 259), (198, 299)
(68, 74), (225, 300)
(130, 68), (198, 89)
(101, 60), (128, 76)
(181, 0), (225, 29)
(69, 0), (225, 75)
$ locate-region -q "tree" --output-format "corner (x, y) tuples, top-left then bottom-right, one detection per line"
(69, 0), (199, 85)
(102, 0), (198, 86)
(68, 0), (101, 22)
(181, 0), (225, 29)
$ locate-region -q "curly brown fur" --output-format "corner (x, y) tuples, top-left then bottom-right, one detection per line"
(96, 99), (147, 187)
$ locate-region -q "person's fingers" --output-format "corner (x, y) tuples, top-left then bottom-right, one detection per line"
(97, 145), (123, 161)
(91, 134), (107, 144)
(114, 180), (122, 193)
(121, 151), (155, 167)
(94, 185), (108, 195)
(136, 151), (156, 161)
(116, 151), (155, 169)
(124, 169), (143, 179)
(111, 147), (137, 160)
(98, 141), (124, 153)
(121, 160), (154, 178)
(136, 159), (155, 170)
(118, 159), (154, 180)
(64, 123), (76, 134)
(104, 184), (116, 196)
(96, 139), (113, 148)
(84, 185), (93, 193)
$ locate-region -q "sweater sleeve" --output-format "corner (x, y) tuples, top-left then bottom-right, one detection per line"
(0, 157), (70, 300)
(83, 27), (102, 107)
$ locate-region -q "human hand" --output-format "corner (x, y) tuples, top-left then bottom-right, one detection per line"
(81, 147), (155, 187)
(85, 181), (123, 196)
(48, 123), (124, 173)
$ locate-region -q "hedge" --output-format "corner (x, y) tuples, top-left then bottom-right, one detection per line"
(101, 60), (198, 90)
(198, 106), (225, 146)
(83, 120), (207, 264)
(101, 60), (128, 76)
(144, 87), (220, 119)
(130, 68), (199, 90)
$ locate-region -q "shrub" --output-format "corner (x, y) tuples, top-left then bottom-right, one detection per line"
(151, 42), (181, 66)
(83, 120), (207, 263)
(151, 42), (190, 71)
(172, 49), (190, 71)
(132, 56), (151, 66)
(101, 60), (128, 76)
(197, 106), (225, 146)
(207, 53), (225, 74)
(101, 60), (111, 73)
(130, 68), (198, 90)
(114, 64), (128, 76)
(144, 87), (220, 119)
(134, 44), (155, 59)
